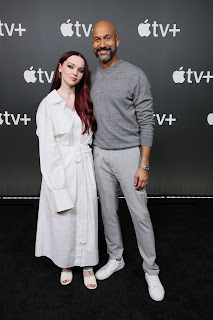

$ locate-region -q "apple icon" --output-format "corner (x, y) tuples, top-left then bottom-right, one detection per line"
(138, 19), (151, 37)
(23, 66), (37, 83)
(172, 67), (185, 83)
(207, 113), (213, 125)
(60, 19), (74, 37)
(0, 113), (4, 125)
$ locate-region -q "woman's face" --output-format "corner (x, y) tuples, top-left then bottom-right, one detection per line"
(59, 55), (85, 87)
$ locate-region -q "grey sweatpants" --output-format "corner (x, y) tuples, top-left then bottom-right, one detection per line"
(93, 146), (159, 275)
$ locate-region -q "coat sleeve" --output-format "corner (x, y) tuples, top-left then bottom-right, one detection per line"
(133, 70), (155, 147)
(36, 98), (74, 212)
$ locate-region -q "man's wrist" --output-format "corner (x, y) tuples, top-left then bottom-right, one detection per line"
(139, 164), (150, 171)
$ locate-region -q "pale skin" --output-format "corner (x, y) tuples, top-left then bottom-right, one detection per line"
(57, 55), (85, 111)
(92, 21), (151, 191)
(56, 55), (95, 287)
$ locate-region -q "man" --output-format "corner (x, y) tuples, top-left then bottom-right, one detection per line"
(90, 20), (165, 301)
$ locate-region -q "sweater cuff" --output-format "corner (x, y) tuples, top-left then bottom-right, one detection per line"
(53, 188), (74, 212)
(140, 135), (153, 147)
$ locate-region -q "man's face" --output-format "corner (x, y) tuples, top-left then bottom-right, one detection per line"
(92, 24), (119, 63)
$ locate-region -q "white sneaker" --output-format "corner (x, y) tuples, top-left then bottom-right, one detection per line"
(145, 273), (165, 301)
(95, 258), (125, 280)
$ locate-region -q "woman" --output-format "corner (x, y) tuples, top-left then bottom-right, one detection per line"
(35, 51), (98, 289)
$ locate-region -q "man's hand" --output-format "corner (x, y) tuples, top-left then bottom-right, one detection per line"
(134, 167), (148, 191)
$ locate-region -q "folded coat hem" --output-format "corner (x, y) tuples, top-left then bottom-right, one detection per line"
(35, 254), (99, 269)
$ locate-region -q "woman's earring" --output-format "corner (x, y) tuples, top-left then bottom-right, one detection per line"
(59, 72), (61, 79)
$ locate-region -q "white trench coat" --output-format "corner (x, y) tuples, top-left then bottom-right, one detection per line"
(35, 89), (99, 268)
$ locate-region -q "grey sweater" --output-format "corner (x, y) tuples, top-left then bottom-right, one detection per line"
(90, 59), (155, 149)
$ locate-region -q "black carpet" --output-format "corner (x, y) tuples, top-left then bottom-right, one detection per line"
(0, 199), (212, 320)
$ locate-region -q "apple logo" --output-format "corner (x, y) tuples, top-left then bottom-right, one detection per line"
(172, 67), (185, 83)
(0, 113), (4, 125)
(138, 19), (151, 37)
(23, 66), (37, 83)
(60, 19), (74, 37)
(207, 113), (213, 125)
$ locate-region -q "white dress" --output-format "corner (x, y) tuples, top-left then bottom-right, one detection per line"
(35, 89), (99, 268)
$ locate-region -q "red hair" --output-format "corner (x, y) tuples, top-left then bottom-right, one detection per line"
(50, 51), (96, 133)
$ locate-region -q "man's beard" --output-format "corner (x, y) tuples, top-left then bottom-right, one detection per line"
(94, 46), (117, 63)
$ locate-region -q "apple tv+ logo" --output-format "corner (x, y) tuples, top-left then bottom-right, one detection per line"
(207, 113), (213, 125)
(138, 19), (180, 38)
(0, 20), (26, 37)
(23, 66), (55, 84)
(172, 67), (213, 84)
(0, 111), (31, 126)
(60, 19), (92, 37)
(153, 114), (176, 126)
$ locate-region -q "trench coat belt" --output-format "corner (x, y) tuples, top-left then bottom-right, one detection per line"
(73, 144), (91, 244)
(74, 144), (91, 163)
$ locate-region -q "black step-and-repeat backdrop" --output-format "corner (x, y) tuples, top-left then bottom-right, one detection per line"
(0, 0), (212, 196)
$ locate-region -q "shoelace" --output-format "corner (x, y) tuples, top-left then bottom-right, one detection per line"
(105, 259), (119, 268)
(106, 259), (115, 266)
(148, 276), (160, 287)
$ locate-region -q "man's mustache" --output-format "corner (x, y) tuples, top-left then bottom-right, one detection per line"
(97, 47), (111, 52)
